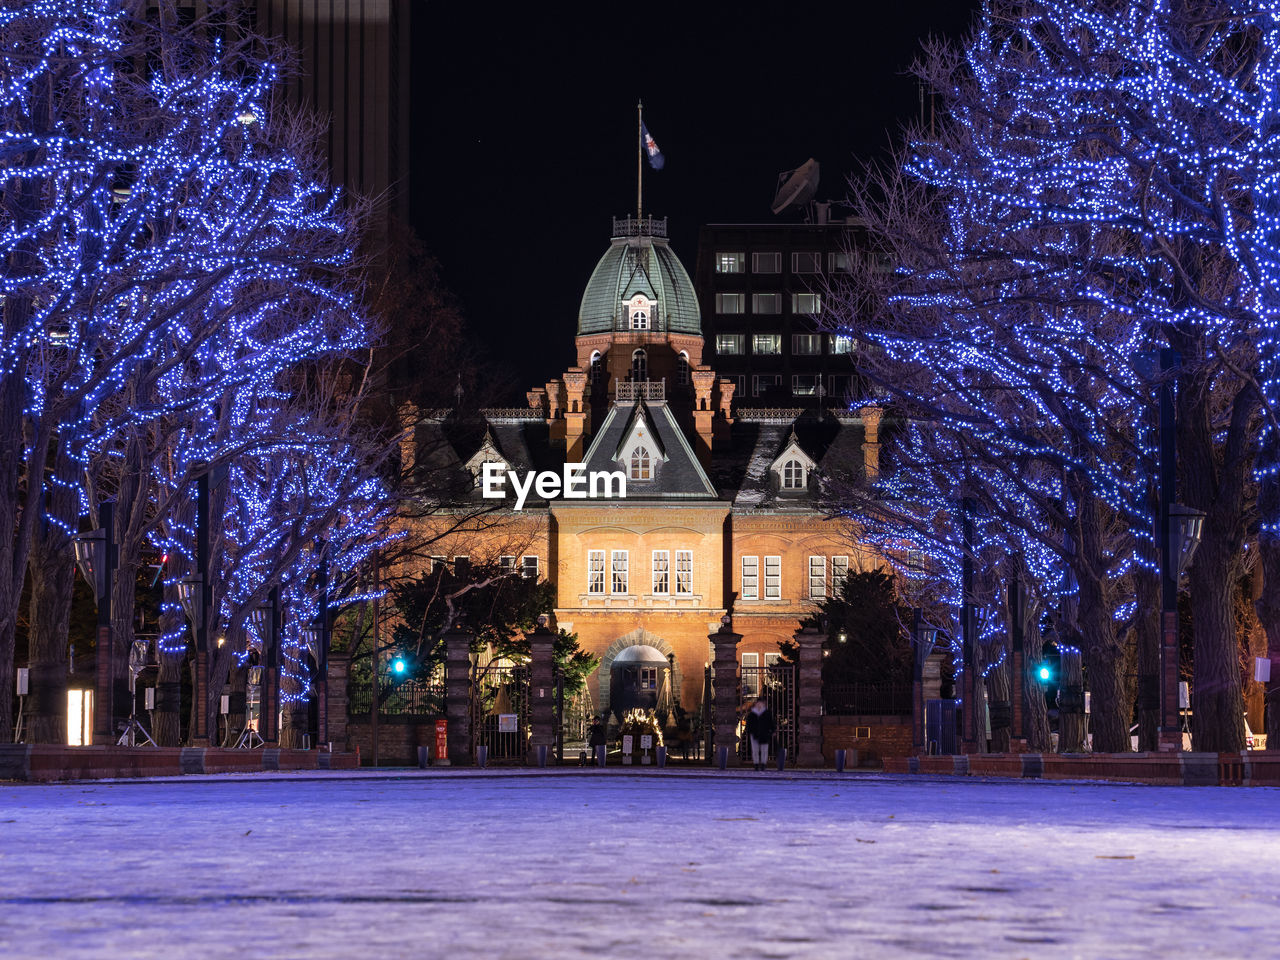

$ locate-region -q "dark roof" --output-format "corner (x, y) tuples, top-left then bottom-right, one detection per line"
(579, 400), (717, 499)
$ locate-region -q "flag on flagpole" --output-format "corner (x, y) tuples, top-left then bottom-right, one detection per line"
(641, 121), (664, 170)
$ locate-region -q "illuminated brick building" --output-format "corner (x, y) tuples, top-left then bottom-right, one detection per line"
(403, 215), (885, 718)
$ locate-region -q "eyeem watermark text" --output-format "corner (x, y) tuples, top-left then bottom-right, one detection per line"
(482, 463), (626, 510)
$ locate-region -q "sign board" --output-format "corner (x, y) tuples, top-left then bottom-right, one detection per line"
(621, 734), (633, 754)
(498, 713), (518, 733)
(640, 735), (653, 750)
(434, 717), (448, 762)
(1256, 657), (1272, 683)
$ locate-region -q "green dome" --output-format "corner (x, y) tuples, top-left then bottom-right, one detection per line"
(577, 218), (701, 336)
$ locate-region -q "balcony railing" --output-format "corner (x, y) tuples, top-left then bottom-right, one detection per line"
(611, 215), (668, 238)
(615, 379), (665, 402)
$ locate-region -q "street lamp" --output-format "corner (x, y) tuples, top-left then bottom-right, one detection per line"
(912, 610), (938, 755)
(72, 503), (115, 744)
(1167, 503), (1206, 580)
(177, 577), (204, 630)
(72, 530), (107, 600)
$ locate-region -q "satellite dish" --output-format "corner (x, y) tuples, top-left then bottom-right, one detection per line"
(771, 158), (820, 215)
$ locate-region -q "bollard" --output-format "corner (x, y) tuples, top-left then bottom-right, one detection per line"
(718, 745), (728, 770)
(417, 745), (429, 769)
(835, 748), (846, 773)
(477, 744), (488, 768)
(776, 748), (787, 772)
(596, 744), (607, 767)
(537, 744), (548, 768)
(657, 746), (666, 768)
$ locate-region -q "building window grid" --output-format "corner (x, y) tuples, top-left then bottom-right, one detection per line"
(792, 374), (820, 396)
(717, 252), (745, 273)
(652, 550), (670, 595)
(752, 251), (781, 273)
(752, 374), (781, 397)
(588, 550), (606, 594)
(716, 333), (744, 355)
(521, 555), (539, 579)
(611, 550), (629, 594)
(830, 334), (854, 354)
(741, 556), (759, 600)
(792, 251), (822, 273)
(499, 556), (515, 575)
(809, 556), (826, 599)
(716, 292), (745, 314)
(742, 652), (760, 696)
(675, 550), (692, 595)
(832, 555), (850, 594)
(752, 333), (782, 355)
(793, 292), (822, 314)
(764, 556), (781, 599)
(752, 292), (781, 314)
(792, 333), (822, 355)
(782, 459), (805, 489)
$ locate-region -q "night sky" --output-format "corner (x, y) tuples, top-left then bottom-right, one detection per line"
(412, 2), (982, 393)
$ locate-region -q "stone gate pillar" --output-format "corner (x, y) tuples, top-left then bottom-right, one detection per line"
(325, 654), (350, 752)
(443, 625), (473, 766)
(709, 620), (742, 767)
(794, 625), (826, 767)
(527, 618), (557, 764)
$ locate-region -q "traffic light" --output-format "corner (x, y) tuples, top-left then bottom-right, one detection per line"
(1037, 663), (1053, 683)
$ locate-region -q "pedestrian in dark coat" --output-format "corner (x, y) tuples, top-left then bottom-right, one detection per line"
(744, 697), (775, 770)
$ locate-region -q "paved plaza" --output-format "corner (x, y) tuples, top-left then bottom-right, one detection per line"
(0, 770), (1276, 959)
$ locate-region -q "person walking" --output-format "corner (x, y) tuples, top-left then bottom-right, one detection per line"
(588, 716), (607, 765)
(745, 697), (775, 771)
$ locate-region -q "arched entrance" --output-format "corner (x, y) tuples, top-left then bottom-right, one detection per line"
(598, 630), (683, 722)
(608, 645), (668, 723)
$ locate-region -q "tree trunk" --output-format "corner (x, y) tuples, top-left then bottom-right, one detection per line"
(1058, 647), (1086, 752)
(280, 661), (307, 748)
(986, 648), (1011, 754)
(1187, 533), (1245, 752)
(1020, 606), (1051, 752)
(26, 536), (75, 744)
(226, 659), (248, 747)
(1078, 591), (1130, 753)
(154, 647), (185, 747)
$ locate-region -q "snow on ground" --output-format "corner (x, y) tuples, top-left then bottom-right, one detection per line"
(0, 770), (1277, 959)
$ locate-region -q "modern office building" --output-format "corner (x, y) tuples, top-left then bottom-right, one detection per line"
(694, 219), (864, 409)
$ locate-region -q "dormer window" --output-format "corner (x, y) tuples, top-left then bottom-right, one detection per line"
(629, 445), (652, 480)
(626, 295), (652, 331)
(630, 308), (649, 330)
(782, 459), (805, 489)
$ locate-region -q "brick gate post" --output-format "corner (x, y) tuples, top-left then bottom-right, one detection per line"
(709, 619), (743, 767)
(794, 625), (826, 768)
(325, 654), (350, 752)
(443, 625), (473, 766)
(527, 617), (557, 765)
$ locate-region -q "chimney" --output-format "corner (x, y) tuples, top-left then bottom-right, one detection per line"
(691, 368), (716, 469)
(859, 405), (882, 480)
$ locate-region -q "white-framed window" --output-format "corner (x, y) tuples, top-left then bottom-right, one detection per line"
(521, 555), (539, 579)
(630, 308), (649, 330)
(731, 374), (747, 396)
(677, 351), (690, 385)
(829, 251), (854, 272)
(828, 374), (851, 398)
(717, 252), (745, 273)
(716, 292), (745, 314)
(716, 333), (744, 355)
(500, 556), (515, 575)
(631, 349), (647, 382)
(792, 251), (822, 273)
(752, 292), (781, 314)
(675, 550), (692, 595)
(782, 459), (806, 489)
(764, 556), (782, 599)
(764, 652), (781, 667)
(752, 251), (781, 273)
(652, 550), (670, 594)
(793, 292), (822, 314)
(832, 555), (849, 594)
(752, 374), (782, 397)
(792, 374), (820, 396)
(753, 333), (782, 355)
(629, 445), (652, 480)
(639, 667), (658, 690)
(742, 651), (760, 696)
(792, 333), (822, 355)
(611, 550), (629, 594)
(741, 556), (759, 600)
(830, 334), (854, 354)
(588, 550), (606, 594)
(430, 555), (447, 573)
(809, 556), (826, 599)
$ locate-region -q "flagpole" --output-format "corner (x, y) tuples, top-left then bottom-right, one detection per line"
(637, 99), (643, 222)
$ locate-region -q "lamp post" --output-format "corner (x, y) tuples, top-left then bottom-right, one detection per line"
(246, 588), (279, 746)
(314, 543), (331, 751)
(73, 502), (117, 745)
(960, 496), (978, 753)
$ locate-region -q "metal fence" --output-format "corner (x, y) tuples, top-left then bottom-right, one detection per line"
(824, 682), (912, 716)
(739, 664), (797, 764)
(470, 662), (530, 762)
(348, 678), (445, 718)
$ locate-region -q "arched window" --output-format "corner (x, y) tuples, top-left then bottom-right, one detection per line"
(782, 459), (805, 489)
(589, 351), (604, 389)
(631, 349), (647, 382)
(629, 446), (652, 480)
(630, 309), (649, 330)
(677, 351), (690, 386)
